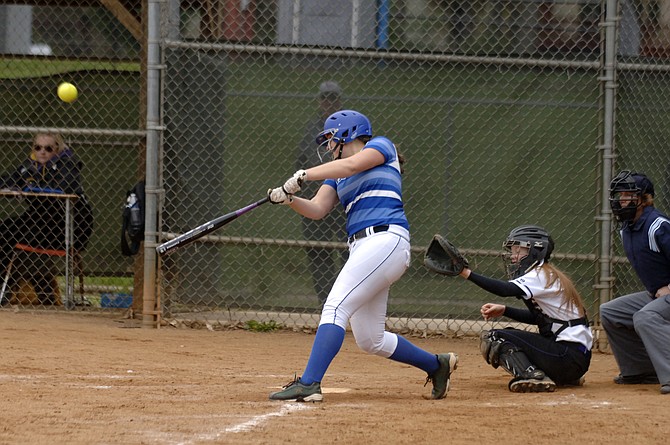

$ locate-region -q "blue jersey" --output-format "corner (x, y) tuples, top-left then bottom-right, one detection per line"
(323, 136), (409, 236)
(620, 205), (670, 294)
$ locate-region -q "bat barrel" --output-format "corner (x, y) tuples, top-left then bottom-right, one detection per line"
(155, 196), (270, 255)
(156, 238), (179, 255)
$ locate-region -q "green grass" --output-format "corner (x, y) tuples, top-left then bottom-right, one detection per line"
(54, 275), (133, 309)
(3, 54), (669, 318)
(210, 59), (600, 248)
(0, 59), (139, 79)
(157, 56), (609, 316)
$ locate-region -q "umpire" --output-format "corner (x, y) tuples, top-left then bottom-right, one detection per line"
(601, 170), (670, 395)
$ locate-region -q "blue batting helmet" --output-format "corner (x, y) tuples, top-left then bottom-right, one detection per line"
(315, 110), (372, 145)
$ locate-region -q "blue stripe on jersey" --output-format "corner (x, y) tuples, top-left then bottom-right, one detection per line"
(322, 136), (409, 236)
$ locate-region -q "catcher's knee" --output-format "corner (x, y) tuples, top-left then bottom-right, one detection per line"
(480, 330), (505, 368)
(481, 331), (544, 380)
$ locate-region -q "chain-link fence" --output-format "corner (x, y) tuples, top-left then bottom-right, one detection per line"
(0, 2), (141, 310)
(2, 1), (670, 341)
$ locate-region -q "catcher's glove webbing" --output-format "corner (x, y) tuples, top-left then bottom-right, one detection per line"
(423, 234), (469, 277)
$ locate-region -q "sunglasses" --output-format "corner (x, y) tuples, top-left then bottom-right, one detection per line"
(33, 145), (55, 153)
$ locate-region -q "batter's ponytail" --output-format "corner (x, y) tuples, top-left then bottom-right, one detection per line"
(397, 151), (405, 174)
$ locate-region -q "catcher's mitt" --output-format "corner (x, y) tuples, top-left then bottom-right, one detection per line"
(423, 234), (469, 277)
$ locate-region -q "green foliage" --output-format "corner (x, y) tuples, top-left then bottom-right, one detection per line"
(245, 319), (280, 332)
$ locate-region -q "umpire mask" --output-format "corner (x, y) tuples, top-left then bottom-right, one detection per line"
(609, 170), (651, 224)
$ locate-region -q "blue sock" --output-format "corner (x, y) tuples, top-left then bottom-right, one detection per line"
(300, 323), (345, 385)
(389, 335), (439, 374)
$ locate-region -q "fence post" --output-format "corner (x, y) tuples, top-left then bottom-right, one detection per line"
(594, 0), (620, 350)
(142, 0), (162, 328)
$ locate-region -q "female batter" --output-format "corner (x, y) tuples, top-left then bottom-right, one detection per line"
(267, 110), (457, 402)
(458, 225), (592, 392)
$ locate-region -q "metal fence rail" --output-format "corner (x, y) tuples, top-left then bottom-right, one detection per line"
(1, 1), (669, 345)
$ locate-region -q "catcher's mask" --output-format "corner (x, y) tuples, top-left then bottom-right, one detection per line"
(503, 225), (554, 279)
(609, 170), (654, 224)
(315, 110), (372, 162)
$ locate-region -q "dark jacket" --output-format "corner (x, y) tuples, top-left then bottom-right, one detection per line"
(620, 205), (670, 294)
(0, 149), (93, 251)
(1, 148), (83, 194)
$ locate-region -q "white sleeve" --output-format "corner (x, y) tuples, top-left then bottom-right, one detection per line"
(510, 268), (558, 300)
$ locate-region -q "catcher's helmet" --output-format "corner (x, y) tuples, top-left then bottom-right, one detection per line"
(503, 225), (554, 279)
(609, 170), (654, 223)
(315, 110), (372, 146)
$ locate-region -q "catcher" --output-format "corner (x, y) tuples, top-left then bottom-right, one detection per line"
(424, 225), (592, 392)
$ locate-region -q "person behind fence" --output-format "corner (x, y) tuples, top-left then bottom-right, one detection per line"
(0, 132), (93, 304)
(431, 225), (592, 393)
(295, 80), (348, 304)
(600, 171), (670, 395)
(265, 109), (458, 402)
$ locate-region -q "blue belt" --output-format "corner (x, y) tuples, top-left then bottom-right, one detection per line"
(348, 225), (389, 243)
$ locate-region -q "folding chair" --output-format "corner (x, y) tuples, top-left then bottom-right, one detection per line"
(0, 243), (86, 307)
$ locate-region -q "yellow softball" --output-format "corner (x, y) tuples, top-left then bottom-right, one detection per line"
(57, 82), (78, 103)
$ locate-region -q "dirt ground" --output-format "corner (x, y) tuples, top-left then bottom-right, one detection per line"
(1, 311), (668, 445)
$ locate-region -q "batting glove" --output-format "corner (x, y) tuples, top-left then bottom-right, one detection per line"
(283, 169), (307, 195)
(268, 187), (293, 205)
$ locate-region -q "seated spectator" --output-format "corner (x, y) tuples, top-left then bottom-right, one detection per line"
(0, 132), (93, 304)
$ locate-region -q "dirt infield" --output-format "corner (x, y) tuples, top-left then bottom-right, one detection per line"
(1, 312), (667, 445)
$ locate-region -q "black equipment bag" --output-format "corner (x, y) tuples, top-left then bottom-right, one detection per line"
(120, 181), (145, 256)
